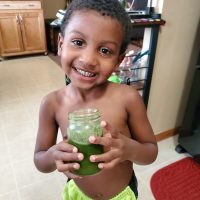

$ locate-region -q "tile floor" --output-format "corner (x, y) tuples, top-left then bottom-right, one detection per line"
(0, 55), (189, 200)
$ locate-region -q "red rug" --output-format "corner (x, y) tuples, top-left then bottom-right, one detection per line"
(150, 157), (200, 200)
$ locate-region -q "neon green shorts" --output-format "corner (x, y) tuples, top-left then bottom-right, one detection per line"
(62, 179), (137, 200)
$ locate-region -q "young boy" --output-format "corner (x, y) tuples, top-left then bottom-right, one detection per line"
(34, 0), (158, 199)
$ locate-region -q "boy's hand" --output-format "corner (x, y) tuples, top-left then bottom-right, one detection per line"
(89, 120), (130, 170)
(50, 141), (83, 179)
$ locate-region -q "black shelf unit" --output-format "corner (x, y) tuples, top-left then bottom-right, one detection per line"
(116, 14), (165, 107)
(45, 19), (60, 55)
(175, 52), (200, 163)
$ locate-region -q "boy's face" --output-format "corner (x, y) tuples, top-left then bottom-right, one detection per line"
(58, 10), (124, 89)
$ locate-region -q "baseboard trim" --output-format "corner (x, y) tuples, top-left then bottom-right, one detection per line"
(155, 127), (180, 141)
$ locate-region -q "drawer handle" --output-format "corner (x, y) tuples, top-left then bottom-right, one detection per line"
(28, 4), (35, 7)
(19, 15), (23, 23)
(3, 4), (11, 7)
(16, 15), (19, 24)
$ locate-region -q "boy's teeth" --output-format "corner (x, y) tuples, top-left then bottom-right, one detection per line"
(76, 68), (95, 77)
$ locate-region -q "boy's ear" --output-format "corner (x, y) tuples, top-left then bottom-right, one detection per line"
(57, 33), (63, 56)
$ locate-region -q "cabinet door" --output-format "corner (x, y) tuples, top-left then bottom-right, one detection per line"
(19, 10), (46, 52)
(0, 13), (24, 55)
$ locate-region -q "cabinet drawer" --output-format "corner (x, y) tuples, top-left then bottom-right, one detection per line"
(0, 1), (41, 10)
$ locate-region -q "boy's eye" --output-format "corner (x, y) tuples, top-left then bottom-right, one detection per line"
(99, 47), (111, 55)
(72, 39), (83, 46)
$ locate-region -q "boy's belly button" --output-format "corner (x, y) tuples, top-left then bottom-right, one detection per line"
(95, 193), (103, 199)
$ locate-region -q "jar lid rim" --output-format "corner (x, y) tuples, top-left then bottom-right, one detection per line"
(68, 108), (100, 119)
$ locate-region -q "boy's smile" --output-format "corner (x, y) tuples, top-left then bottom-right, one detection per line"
(74, 67), (96, 78)
(58, 10), (124, 89)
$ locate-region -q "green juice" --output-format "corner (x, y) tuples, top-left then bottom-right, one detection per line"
(68, 108), (103, 176)
(69, 139), (103, 176)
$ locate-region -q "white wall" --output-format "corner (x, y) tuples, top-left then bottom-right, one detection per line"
(147, 0), (200, 134)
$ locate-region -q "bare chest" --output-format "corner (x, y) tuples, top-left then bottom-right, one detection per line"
(55, 98), (129, 139)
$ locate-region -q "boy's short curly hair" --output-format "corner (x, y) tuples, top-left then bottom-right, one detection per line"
(60, 0), (132, 54)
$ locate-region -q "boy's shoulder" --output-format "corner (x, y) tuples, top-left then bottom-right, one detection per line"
(107, 82), (142, 103)
(108, 82), (138, 96)
(41, 87), (67, 106)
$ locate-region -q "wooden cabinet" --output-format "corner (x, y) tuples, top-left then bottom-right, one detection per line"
(0, 1), (47, 58)
(0, 12), (24, 54)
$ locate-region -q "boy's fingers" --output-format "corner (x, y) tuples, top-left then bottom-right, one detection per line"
(89, 135), (112, 146)
(60, 152), (84, 162)
(89, 131), (121, 146)
(63, 171), (82, 179)
(89, 136), (121, 152)
(58, 141), (78, 153)
(98, 158), (120, 169)
(90, 150), (118, 163)
(100, 120), (119, 138)
(56, 160), (80, 172)
(100, 120), (107, 128)
(53, 147), (83, 161)
(101, 120), (112, 132)
(56, 160), (82, 179)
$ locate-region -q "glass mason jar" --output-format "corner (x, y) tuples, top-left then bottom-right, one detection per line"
(67, 108), (103, 176)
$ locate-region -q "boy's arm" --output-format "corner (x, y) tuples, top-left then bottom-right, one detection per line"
(125, 88), (158, 165)
(89, 87), (158, 168)
(34, 94), (84, 177)
(34, 95), (59, 172)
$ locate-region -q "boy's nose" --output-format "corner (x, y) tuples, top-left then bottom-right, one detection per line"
(79, 47), (97, 68)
